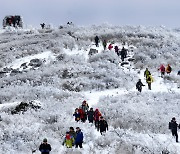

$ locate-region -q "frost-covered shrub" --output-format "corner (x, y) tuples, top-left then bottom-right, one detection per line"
(97, 92), (180, 134)
(89, 50), (119, 65)
(1, 25), (180, 153)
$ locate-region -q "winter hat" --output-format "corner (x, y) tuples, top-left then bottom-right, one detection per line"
(70, 127), (74, 130)
(43, 138), (47, 142)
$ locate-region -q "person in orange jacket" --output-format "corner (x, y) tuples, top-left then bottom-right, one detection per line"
(166, 64), (172, 74)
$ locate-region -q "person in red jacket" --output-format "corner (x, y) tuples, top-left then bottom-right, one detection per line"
(158, 64), (165, 77)
(78, 106), (85, 122)
(94, 109), (102, 129)
(108, 44), (113, 50)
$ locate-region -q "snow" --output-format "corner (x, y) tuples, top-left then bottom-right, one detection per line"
(0, 25), (180, 154)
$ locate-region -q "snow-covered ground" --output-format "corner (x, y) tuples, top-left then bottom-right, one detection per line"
(0, 25), (180, 154)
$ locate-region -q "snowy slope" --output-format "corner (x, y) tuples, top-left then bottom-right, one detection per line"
(0, 25), (180, 154)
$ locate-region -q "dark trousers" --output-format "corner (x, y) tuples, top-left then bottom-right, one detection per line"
(95, 42), (98, 47)
(88, 119), (93, 123)
(137, 87), (142, 92)
(161, 72), (165, 77)
(75, 142), (82, 148)
(148, 83), (151, 90)
(95, 120), (99, 129)
(172, 130), (178, 142)
(100, 130), (106, 135)
(121, 56), (125, 61)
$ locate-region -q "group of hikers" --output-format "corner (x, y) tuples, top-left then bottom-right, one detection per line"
(4, 16), (21, 28)
(36, 36), (180, 153)
(38, 127), (83, 153)
(62, 127), (84, 148)
(38, 100), (108, 153)
(44, 100), (108, 149)
(136, 64), (173, 92)
(158, 64), (172, 77)
(136, 68), (154, 92)
(73, 100), (108, 134)
(38, 127), (83, 152)
(38, 117), (179, 153)
(94, 36), (128, 61)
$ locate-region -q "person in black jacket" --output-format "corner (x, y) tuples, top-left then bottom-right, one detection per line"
(87, 108), (94, 123)
(94, 36), (99, 47)
(39, 138), (51, 154)
(114, 46), (119, 56)
(136, 79), (145, 92)
(169, 117), (179, 142)
(40, 23), (45, 29)
(120, 47), (127, 61)
(98, 116), (108, 135)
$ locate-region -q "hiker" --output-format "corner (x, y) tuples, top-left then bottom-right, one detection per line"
(81, 100), (89, 113)
(40, 23), (45, 29)
(87, 107), (94, 123)
(103, 40), (107, 50)
(73, 108), (80, 122)
(146, 74), (153, 90)
(98, 116), (108, 135)
(169, 117), (179, 142)
(158, 64), (165, 77)
(11, 16), (16, 27)
(177, 70), (180, 75)
(94, 36), (99, 47)
(69, 127), (76, 142)
(144, 68), (151, 79)
(75, 127), (83, 148)
(136, 79), (145, 92)
(120, 47), (127, 61)
(114, 46), (119, 56)
(108, 44), (113, 50)
(39, 138), (51, 154)
(81, 100), (89, 121)
(166, 64), (172, 74)
(94, 109), (102, 129)
(62, 132), (75, 148)
(78, 106), (86, 122)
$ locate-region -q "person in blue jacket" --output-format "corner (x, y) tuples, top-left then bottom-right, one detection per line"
(75, 127), (83, 148)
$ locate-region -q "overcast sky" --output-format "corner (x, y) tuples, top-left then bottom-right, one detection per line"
(0, 0), (180, 28)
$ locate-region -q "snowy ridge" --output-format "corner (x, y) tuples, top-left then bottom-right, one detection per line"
(0, 25), (180, 154)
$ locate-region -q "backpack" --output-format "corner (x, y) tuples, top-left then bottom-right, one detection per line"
(94, 111), (101, 120)
(169, 122), (172, 129)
